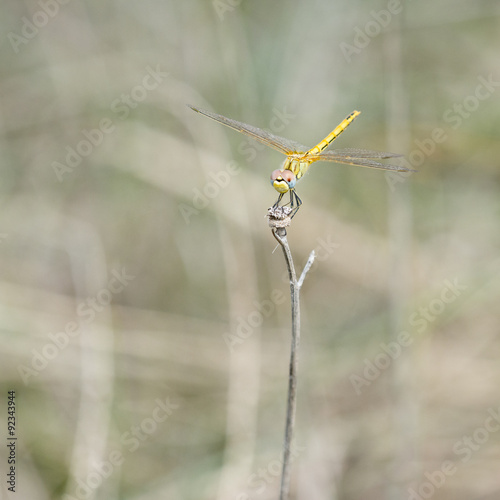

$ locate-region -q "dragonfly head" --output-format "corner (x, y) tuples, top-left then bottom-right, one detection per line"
(270, 169), (296, 193)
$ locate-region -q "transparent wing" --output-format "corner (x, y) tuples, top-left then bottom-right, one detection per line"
(303, 147), (414, 172)
(317, 148), (403, 159)
(308, 154), (415, 172)
(189, 105), (308, 155)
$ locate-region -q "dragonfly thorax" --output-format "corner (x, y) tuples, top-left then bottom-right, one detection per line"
(283, 156), (311, 181)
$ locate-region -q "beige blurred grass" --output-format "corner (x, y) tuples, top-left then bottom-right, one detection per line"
(1, 1), (500, 500)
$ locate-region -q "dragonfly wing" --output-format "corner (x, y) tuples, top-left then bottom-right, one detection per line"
(306, 153), (415, 172)
(318, 148), (403, 159)
(189, 105), (308, 155)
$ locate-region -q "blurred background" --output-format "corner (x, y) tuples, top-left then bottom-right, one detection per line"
(1, 1), (500, 499)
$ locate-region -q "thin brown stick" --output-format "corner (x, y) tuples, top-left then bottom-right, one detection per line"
(272, 226), (315, 500)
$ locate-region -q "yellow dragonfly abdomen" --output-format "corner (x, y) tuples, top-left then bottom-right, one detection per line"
(281, 110), (361, 182)
(306, 110), (361, 156)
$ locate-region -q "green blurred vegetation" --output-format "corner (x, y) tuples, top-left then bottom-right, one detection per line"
(1, 1), (500, 499)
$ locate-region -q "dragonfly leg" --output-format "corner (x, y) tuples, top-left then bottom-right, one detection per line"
(271, 191), (302, 217)
(273, 193), (285, 208)
(290, 190), (302, 218)
(277, 191), (295, 208)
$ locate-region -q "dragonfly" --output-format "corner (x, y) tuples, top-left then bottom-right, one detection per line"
(189, 105), (414, 216)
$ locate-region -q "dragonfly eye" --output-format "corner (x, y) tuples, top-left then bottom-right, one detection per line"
(270, 169), (296, 193)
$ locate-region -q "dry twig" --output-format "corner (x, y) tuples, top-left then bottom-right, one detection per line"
(268, 206), (315, 500)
